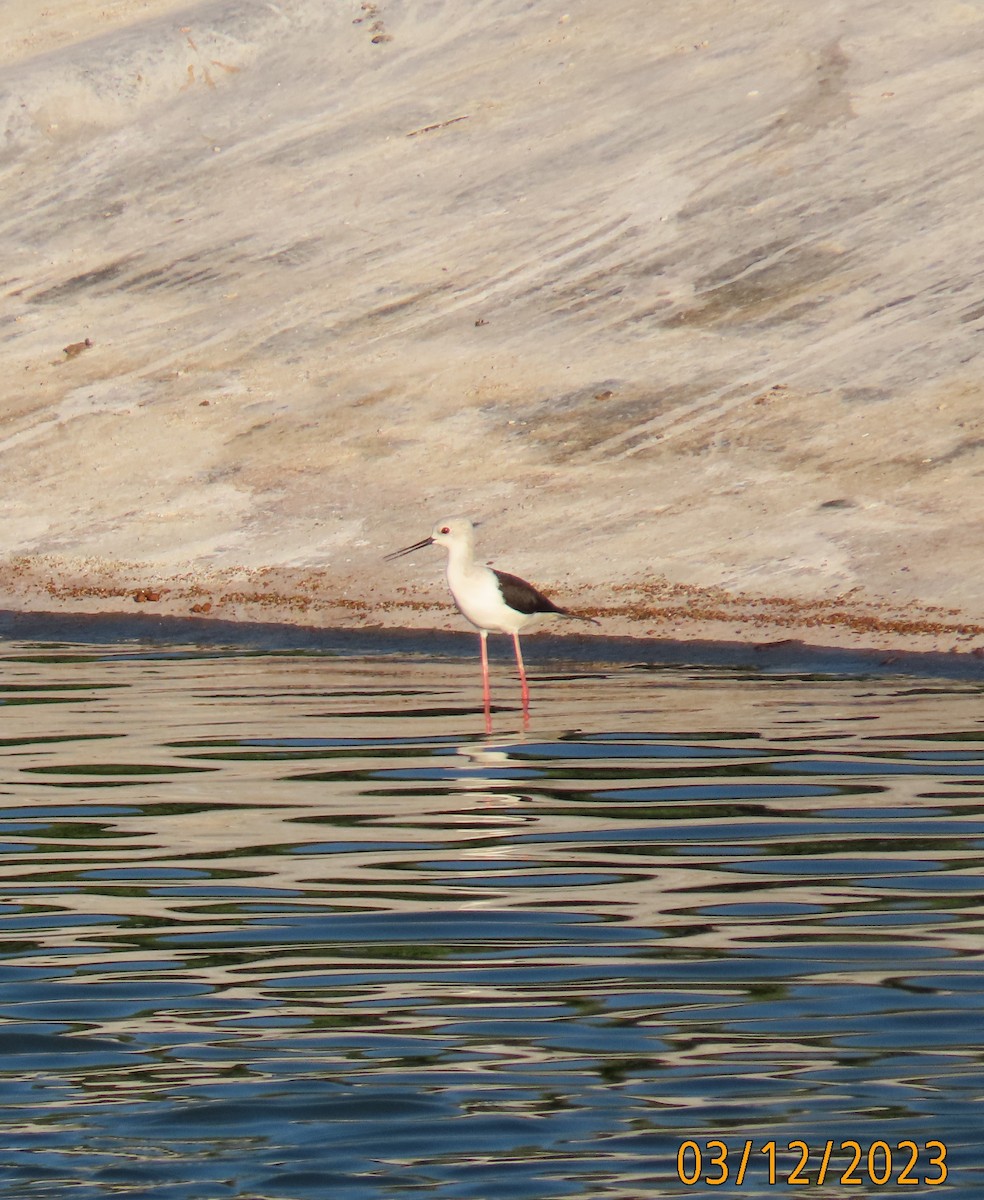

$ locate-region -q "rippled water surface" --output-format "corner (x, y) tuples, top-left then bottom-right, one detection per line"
(2, 637), (983, 1198)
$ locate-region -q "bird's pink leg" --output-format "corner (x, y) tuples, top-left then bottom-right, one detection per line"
(479, 631), (492, 732)
(512, 632), (530, 724)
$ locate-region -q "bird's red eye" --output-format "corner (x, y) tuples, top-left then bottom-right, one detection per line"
(440, 526), (450, 534)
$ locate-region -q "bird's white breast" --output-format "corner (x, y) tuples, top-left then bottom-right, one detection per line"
(447, 562), (529, 634)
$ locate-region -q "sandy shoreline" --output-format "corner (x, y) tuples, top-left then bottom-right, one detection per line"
(2, 553), (982, 660)
(2, 1), (984, 645)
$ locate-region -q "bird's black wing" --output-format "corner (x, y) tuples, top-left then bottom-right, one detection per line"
(493, 570), (601, 625)
(493, 570), (569, 616)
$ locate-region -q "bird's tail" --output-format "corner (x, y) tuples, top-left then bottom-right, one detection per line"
(559, 609), (601, 627)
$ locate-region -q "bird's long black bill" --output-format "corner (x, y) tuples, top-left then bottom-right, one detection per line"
(384, 536), (434, 561)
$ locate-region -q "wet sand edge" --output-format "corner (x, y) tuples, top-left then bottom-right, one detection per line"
(3, 606), (984, 682)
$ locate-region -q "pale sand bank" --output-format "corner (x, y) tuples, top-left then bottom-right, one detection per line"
(2, 0), (982, 656)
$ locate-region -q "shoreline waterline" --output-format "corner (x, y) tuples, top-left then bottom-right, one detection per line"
(2, 607), (984, 682)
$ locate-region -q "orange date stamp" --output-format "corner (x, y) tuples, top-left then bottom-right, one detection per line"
(676, 1139), (948, 1187)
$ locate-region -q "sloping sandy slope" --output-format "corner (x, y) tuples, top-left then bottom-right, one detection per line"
(2, 0), (983, 651)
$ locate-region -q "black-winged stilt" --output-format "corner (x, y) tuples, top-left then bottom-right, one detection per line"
(385, 517), (599, 728)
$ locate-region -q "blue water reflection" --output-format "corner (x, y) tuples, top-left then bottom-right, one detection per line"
(0, 641), (981, 1198)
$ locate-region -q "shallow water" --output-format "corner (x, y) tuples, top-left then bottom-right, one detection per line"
(1, 638), (983, 1198)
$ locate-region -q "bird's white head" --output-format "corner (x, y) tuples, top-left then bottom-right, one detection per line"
(430, 517), (476, 552)
(384, 516), (477, 562)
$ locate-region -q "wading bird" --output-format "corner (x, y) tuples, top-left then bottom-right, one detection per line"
(385, 517), (598, 729)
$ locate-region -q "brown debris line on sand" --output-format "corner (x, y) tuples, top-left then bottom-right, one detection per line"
(1, 555), (982, 654)
(604, 582), (984, 641)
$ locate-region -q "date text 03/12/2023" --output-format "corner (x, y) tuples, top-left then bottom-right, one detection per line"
(677, 1139), (948, 1187)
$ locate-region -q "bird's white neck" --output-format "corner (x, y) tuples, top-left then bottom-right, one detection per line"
(444, 531), (475, 571)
